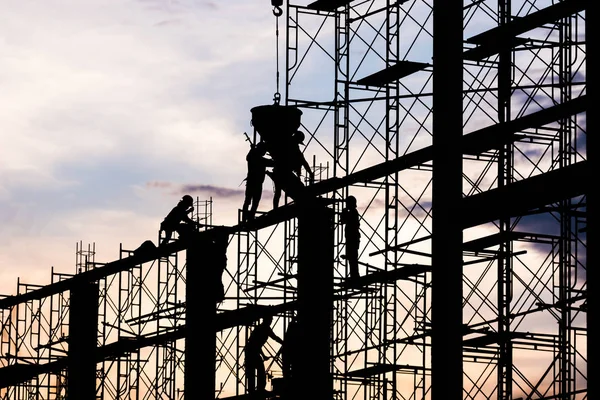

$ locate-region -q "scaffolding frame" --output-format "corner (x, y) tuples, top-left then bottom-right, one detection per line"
(0, 1), (592, 399)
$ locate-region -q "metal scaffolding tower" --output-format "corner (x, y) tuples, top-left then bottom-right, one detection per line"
(0, 1), (591, 399)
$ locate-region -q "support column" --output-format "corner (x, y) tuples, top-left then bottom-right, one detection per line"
(586, 2), (596, 398)
(431, 1), (463, 399)
(68, 281), (99, 399)
(293, 202), (334, 400)
(185, 230), (226, 400)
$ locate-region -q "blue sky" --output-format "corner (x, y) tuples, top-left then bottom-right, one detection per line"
(0, 0), (283, 292)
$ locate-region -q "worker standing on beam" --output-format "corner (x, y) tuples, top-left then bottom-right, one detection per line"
(242, 141), (274, 222)
(268, 130), (314, 208)
(341, 195), (361, 280)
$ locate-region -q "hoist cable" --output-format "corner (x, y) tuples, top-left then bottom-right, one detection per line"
(274, 11), (281, 104)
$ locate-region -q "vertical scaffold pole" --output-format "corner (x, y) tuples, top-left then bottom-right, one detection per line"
(586, 0), (596, 397)
(68, 281), (99, 399)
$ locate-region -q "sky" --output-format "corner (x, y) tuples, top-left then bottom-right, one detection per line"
(0, 0), (285, 293)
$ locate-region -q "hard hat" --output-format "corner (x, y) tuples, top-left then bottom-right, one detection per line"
(346, 195), (357, 206)
(182, 195), (193, 205)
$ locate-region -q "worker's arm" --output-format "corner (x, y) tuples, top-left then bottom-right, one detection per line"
(182, 214), (203, 227)
(269, 329), (284, 345)
(300, 155), (314, 183)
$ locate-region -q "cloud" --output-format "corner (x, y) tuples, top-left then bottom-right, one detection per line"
(0, 0), (277, 179)
(147, 180), (246, 199)
(181, 184), (244, 198)
(146, 180), (275, 200)
(0, 0), (284, 293)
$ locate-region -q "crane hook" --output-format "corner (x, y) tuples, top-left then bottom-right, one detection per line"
(271, 0), (283, 16)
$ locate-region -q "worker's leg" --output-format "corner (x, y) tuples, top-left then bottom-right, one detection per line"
(242, 199), (251, 221)
(160, 230), (173, 246)
(346, 239), (360, 278)
(256, 357), (267, 392)
(245, 357), (256, 393)
(249, 185), (263, 217)
(278, 170), (304, 203)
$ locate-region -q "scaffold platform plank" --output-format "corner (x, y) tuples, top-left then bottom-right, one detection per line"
(387, 330), (432, 345)
(466, 0), (585, 46)
(217, 302), (296, 329)
(345, 363), (426, 377)
(356, 61), (430, 86)
(462, 96), (587, 156)
(217, 391), (276, 400)
(463, 232), (528, 251)
(0, 359), (66, 389)
(464, 37), (529, 61)
(307, 0), (354, 11)
(461, 160), (587, 229)
(338, 264), (431, 289)
(463, 331), (531, 347)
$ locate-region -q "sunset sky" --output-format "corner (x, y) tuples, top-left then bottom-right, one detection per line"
(0, 1), (588, 398)
(0, 0), (284, 293)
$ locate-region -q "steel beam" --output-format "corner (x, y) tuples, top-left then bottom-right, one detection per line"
(431, 1), (463, 398)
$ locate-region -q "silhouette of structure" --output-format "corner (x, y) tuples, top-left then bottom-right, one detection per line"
(0, 1), (593, 399)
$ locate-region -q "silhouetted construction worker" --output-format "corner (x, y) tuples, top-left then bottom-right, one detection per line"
(289, 131), (313, 180)
(159, 195), (202, 246)
(269, 131), (314, 208)
(341, 195), (360, 279)
(242, 141), (274, 222)
(244, 314), (284, 395)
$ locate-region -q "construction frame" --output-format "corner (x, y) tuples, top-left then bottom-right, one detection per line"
(0, 0), (593, 399)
